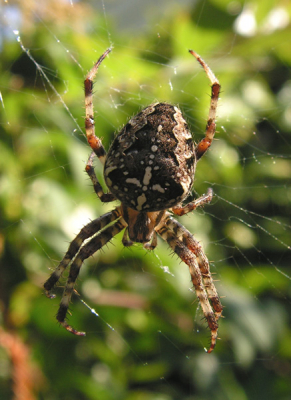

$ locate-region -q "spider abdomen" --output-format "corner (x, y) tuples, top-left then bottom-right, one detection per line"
(104, 103), (196, 211)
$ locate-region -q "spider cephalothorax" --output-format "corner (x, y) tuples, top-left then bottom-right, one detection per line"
(44, 48), (222, 352)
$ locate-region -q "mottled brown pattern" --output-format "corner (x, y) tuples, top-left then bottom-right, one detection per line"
(104, 103), (195, 211)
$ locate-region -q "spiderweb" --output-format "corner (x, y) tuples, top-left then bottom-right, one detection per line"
(1, 0), (290, 398)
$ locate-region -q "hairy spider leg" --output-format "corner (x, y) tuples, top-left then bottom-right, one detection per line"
(168, 187), (222, 323)
(189, 50), (220, 160)
(163, 216), (223, 322)
(44, 209), (121, 297)
(172, 188), (213, 216)
(84, 47), (112, 164)
(157, 224), (218, 353)
(86, 151), (116, 203)
(56, 217), (127, 335)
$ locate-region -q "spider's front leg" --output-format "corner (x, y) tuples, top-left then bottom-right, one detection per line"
(55, 217), (127, 335)
(43, 208), (127, 335)
(157, 221), (221, 353)
(163, 216), (223, 323)
(43, 209), (121, 298)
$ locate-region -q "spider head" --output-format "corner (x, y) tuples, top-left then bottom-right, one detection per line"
(122, 206), (166, 243)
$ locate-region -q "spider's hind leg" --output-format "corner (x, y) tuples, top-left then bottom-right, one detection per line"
(84, 47), (112, 164)
(189, 50), (220, 160)
(86, 151), (116, 203)
(172, 188), (213, 216)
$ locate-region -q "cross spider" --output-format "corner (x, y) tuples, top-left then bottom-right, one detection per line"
(44, 48), (222, 353)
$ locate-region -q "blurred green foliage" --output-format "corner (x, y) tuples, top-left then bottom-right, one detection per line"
(0, 0), (291, 399)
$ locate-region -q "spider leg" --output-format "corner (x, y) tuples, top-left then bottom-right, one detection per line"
(57, 217), (127, 335)
(189, 50), (220, 160)
(84, 47), (112, 164)
(163, 216), (223, 323)
(86, 151), (116, 202)
(172, 188), (213, 216)
(44, 208), (121, 297)
(156, 221), (220, 353)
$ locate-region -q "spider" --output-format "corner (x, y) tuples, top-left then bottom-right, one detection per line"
(44, 48), (222, 353)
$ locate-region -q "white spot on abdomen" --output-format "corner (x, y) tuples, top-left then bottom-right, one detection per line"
(126, 177), (142, 187)
(137, 193), (147, 210)
(104, 166), (117, 176)
(152, 184), (165, 193)
(143, 166), (152, 186)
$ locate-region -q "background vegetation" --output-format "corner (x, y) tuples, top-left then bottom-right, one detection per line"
(0, 0), (290, 399)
